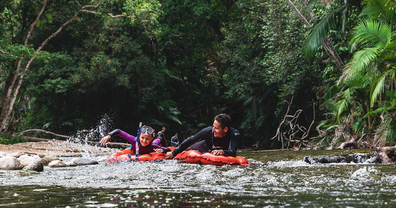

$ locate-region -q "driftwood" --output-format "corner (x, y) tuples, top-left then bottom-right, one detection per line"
(271, 94), (316, 150)
(22, 136), (129, 149)
(337, 133), (367, 149)
(377, 145), (396, 163)
(16, 129), (70, 139)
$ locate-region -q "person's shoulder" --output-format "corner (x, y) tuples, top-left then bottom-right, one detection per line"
(198, 126), (213, 134)
(202, 126), (213, 131)
(230, 128), (240, 137)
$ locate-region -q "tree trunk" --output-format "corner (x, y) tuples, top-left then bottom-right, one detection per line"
(286, 0), (344, 71)
(0, 0), (48, 132)
(0, 2), (101, 132)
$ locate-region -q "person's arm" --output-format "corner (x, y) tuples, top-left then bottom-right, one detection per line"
(171, 127), (212, 156)
(223, 129), (241, 157)
(105, 129), (137, 144)
(100, 129), (121, 145)
(152, 138), (161, 146)
(152, 143), (171, 153)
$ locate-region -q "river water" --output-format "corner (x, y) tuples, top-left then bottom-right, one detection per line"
(1, 148), (396, 207)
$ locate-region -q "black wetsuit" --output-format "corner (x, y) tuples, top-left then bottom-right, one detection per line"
(171, 126), (241, 157)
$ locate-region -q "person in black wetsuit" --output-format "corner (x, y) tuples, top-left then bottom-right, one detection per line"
(164, 113), (241, 159)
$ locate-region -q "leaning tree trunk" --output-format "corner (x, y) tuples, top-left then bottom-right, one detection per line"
(285, 0), (344, 71)
(0, 2), (101, 132)
(0, 0), (48, 132)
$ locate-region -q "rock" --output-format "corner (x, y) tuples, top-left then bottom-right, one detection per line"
(18, 154), (42, 167)
(48, 160), (66, 168)
(0, 156), (23, 170)
(71, 158), (98, 166)
(23, 159), (44, 172)
(64, 162), (77, 167)
(7, 152), (24, 158)
(41, 155), (59, 166)
(0, 152), (6, 158)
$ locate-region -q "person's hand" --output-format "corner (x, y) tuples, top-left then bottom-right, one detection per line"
(154, 149), (164, 153)
(100, 135), (111, 146)
(211, 149), (224, 156)
(165, 152), (174, 159)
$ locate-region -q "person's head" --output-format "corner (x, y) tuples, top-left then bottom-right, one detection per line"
(161, 127), (166, 132)
(174, 133), (178, 137)
(139, 125), (155, 147)
(212, 114), (231, 138)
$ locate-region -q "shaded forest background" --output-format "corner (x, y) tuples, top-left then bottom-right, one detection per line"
(1, 0), (396, 150)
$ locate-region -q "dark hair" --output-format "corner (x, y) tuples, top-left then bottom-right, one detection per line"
(214, 113), (231, 129)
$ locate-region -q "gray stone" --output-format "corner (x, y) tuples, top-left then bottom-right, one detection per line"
(0, 156), (23, 170)
(71, 158), (98, 166)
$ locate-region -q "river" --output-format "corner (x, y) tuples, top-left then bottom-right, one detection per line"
(1, 148), (396, 207)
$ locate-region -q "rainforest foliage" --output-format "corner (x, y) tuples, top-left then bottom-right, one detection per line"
(1, 0), (395, 149)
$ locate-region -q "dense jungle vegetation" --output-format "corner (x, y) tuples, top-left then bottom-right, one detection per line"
(1, 0), (396, 150)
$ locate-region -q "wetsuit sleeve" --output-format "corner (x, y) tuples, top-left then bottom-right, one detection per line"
(172, 127), (212, 156)
(152, 138), (161, 146)
(223, 129), (241, 157)
(112, 129), (137, 144)
(108, 129), (120, 137)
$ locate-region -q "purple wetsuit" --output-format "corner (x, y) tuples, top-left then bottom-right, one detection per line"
(108, 129), (170, 154)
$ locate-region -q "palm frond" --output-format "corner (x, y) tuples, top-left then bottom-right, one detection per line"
(336, 99), (348, 123)
(166, 115), (182, 125)
(303, 4), (348, 58)
(361, 0), (396, 24)
(351, 20), (392, 48)
(343, 47), (381, 81)
(370, 68), (396, 107)
(370, 71), (387, 107)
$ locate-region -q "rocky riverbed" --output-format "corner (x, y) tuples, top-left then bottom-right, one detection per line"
(0, 140), (118, 172)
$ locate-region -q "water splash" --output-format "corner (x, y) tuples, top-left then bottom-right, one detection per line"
(64, 114), (115, 157)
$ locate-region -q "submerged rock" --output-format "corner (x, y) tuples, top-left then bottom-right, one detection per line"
(71, 158), (99, 166)
(303, 152), (380, 164)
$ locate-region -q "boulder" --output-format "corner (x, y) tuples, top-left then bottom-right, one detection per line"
(0, 156), (23, 170)
(18, 154), (41, 167)
(23, 159), (44, 172)
(41, 155), (59, 166)
(7, 151), (25, 158)
(48, 160), (66, 168)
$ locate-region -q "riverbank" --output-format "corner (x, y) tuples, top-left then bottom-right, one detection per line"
(0, 140), (118, 156)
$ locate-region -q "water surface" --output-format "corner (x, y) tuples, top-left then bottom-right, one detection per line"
(1, 148), (396, 207)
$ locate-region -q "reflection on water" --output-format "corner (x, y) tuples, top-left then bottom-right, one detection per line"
(2, 149), (396, 207)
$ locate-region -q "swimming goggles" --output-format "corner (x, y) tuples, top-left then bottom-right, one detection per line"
(140, 126), (154, 135)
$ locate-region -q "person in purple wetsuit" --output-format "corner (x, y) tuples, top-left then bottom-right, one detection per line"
(100, 125), (171, 154)
(164, 113), (241, 158)
(153, 127), (168, 147)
